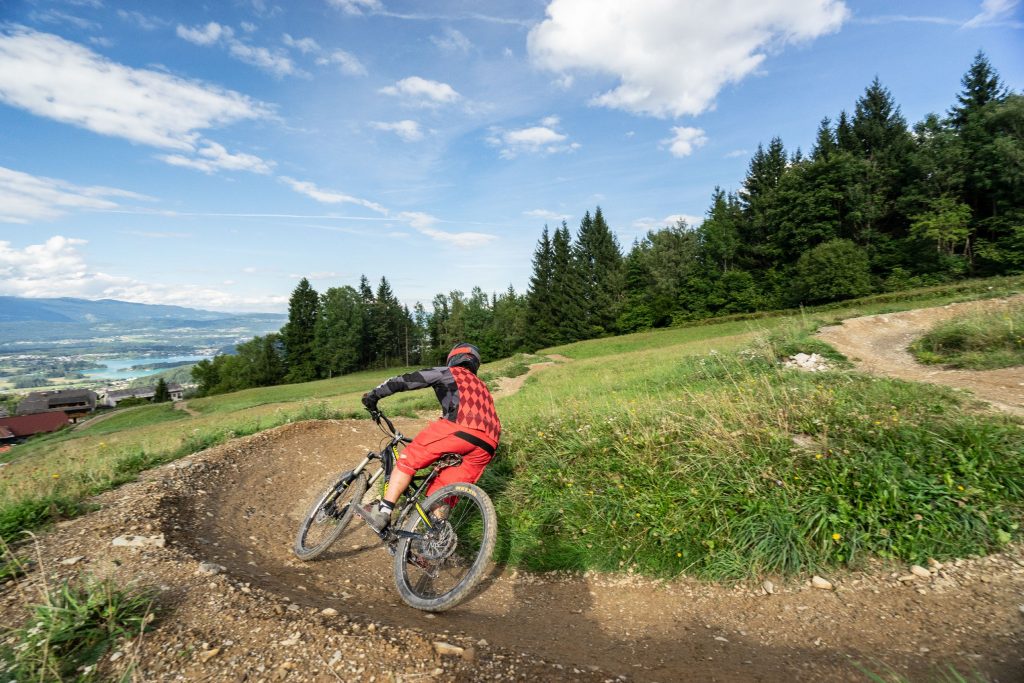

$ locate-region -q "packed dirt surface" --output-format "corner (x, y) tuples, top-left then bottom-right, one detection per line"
(817, 295), (1024, 416)
(5, 331), (1024, 682)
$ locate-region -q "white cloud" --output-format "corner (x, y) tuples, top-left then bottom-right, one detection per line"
(663, 126), (709, 158)
(524, 209), (571, 223)
(964, 0), (1022, 27)
(0, 27), (272, 151)
(30, 10), (100, 30)
(725, 148), (749, 158)
(380, 76), (461, 107)
(528, 0), (849, 118)
(0, 236), (90, 279)
(177, 21), (228, 46)
(283, 34), (367, 75)
(328, 0), (383, 16)
(0, 166), (152, 224)
(0, 235), (284, 311)
(280, 176), (388, 214)
(228, 40), (300, 77)
(431, 27), (472, 53)
(318, 49), (367, 76)
(283, 33), (321, 54)
(116, 10), (167, 31)
(177, 21), (300, 78)
(370, 120), (425, 141)
(397, 212), (498, 247)
(157, 141), (274, 174)
(631, 214), (704, 232)
(487, 119), (580, 159)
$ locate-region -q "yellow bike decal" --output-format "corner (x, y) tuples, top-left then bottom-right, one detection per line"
(415, 502), (433, 528)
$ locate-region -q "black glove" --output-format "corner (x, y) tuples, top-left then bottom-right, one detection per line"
(361, 393), (378, 413)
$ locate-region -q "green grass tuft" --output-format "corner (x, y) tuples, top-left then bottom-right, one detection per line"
(0, 576), (156, 681)
(910, 300), (1024, 370)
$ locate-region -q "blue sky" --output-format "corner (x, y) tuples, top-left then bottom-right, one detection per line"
(0, 0), (1021, 312)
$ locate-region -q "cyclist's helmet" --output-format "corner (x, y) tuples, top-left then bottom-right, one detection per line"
(446, 343), (482, 374)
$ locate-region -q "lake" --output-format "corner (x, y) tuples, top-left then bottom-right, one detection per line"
(82, 355), (210, 380)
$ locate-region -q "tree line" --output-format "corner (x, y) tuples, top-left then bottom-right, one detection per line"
(193, 52), (1022, 396)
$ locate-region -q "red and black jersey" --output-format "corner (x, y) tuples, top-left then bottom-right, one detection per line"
(366, 365), (501, 443)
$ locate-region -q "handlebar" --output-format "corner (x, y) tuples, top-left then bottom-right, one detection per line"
(370, 409), (411, 443)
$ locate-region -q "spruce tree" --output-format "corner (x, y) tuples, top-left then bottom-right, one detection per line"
(949, 51), (1007, 130)
(550, 221), (585, 343)
(811, 117), (836, 161)
(524, 226), (557, 349)
(153, 378), (171, 403)
(282, 278), (319, 382)
(575, 207), (623, 337)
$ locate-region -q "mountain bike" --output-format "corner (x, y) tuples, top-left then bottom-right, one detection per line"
(293, 411), (497, 612)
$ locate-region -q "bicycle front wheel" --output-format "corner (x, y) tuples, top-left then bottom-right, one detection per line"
(293, 471), (368, 560)
(392, 483), (497, 612)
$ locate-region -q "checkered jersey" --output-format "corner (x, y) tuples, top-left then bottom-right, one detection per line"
(448, 366), (501, 442)
(366, 365), (501, 443)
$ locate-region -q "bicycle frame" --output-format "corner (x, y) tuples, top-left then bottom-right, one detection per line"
(356, 412), (449, 542)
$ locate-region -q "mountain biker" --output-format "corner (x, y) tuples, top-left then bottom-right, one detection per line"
(354, 342), (500, 532)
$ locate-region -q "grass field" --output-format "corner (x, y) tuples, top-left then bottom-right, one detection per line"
(2, 275), (1023, 580)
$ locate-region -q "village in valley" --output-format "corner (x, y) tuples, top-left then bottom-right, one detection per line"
(0, 381), (190, 450)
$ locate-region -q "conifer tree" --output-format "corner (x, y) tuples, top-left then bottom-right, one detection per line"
(373, 277), (405, 367)
(575, 207), (623, 337)
(698, 188), (740, 274)
(811, 117), (836, 161)
(949, 51), (1007, 130)
(282, 278), (319, 382)
(315, 286), (363, 377)
(550, 221), (585, 343)
(153, 378), (171, 403)
(525, 226), (557, 349)
(835, 110), (857, 153)
(357, 275), (375, 367)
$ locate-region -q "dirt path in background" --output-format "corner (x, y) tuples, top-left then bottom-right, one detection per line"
(490, 355), (568, 399)
(817, 295), (1024, 416)
(173, 400), (201, 417)
(7, 347), (1024, 682)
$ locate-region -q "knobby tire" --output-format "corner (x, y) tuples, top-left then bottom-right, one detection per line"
(392, 483), (497, 612)
(293, 472), (368, 560)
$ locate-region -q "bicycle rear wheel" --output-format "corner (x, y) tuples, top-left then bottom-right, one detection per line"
(392, 483), (496, 612)
(293, 471), (368, 560)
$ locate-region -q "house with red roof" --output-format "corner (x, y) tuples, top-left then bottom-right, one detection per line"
(0, 411), (70, 442)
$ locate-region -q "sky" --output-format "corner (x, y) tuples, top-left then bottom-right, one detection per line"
(0, 0), (1021, 313)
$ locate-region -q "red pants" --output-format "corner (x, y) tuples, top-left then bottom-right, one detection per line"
(397, 420), (495, 496)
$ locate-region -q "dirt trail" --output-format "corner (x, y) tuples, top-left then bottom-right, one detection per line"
(817, 295), (1024, 416)
(8, 341), (1024, 681)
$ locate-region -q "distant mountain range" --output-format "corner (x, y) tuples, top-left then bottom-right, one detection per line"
(0, 297), (286, 353)
(0, 296), (269, 324)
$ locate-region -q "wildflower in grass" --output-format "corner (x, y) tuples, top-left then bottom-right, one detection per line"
(815, 453), (823, 460)
(832, 533), (841, 541)
(52, 474), (59, 479)
(957, 485), (965, 491)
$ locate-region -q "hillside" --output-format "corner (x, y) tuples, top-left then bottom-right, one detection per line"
(2, 282), (1023, 681)
(0, 297), (240, 324)
(0, 296), (285, 349)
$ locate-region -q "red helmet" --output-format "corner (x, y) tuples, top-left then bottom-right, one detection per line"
(446, 343), (481, 374)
